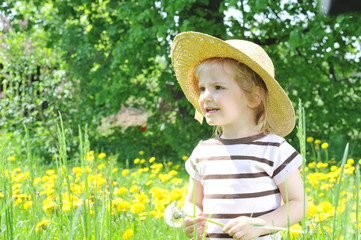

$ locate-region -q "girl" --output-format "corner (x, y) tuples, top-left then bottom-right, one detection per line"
(171, 32), (308, 240)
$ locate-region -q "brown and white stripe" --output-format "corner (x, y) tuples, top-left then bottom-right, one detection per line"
(185, 133), (302, 240)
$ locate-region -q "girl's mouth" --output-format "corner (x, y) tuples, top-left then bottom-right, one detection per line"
(206, 108), (219, 113)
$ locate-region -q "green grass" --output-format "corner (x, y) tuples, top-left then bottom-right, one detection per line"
(0, 114), (360, 239)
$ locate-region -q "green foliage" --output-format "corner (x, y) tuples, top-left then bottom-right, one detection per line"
(1, 0), (361, 161)
(0, 16), (77, 159)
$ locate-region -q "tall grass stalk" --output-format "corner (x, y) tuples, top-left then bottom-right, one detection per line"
(297, 100), (307, 239)
(79, 126), (91, 239)
(25, 125), (37, 240)
(2, 148), (14, 240)
(55, 113), (70, 237)
(284, 175), (290, 240)
(356, 164), (360, 240)
(193, 158), (198, 240)
(331, 143), (349, 240)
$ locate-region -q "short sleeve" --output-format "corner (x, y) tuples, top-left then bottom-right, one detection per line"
(185, 155), (201, 181)
(271, 141), (303, 185)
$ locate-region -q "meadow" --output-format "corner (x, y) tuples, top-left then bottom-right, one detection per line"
(1, 120), (360, 240)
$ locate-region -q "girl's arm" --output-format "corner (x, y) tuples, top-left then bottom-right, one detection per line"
(223, 169), (308, 240)
(183, 176), (206, 239)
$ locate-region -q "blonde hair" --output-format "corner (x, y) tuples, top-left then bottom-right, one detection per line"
(194, 57), (271, 136)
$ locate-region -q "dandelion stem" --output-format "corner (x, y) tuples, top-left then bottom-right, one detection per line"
(184, 214), (304, 233)
(185, 214), (224, 227)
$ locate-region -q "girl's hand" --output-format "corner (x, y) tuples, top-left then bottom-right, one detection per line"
(223, 216), (264, 240)
(183, 213), (207, 239)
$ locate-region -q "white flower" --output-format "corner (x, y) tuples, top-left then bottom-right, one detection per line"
(164, 201), (185, 228)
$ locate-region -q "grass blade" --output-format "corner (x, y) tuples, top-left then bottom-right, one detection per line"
(331, 143), (349, 240)
(356, 164), (360, 239)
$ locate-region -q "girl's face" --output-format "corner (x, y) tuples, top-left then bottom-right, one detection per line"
(197, 62), (257, 136)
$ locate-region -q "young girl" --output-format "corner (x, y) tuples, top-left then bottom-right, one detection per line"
(171, 32), (308, 240)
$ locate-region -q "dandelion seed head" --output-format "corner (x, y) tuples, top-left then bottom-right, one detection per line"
(164, 201), (185, 228)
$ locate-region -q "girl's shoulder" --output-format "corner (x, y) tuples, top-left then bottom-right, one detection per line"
(259, 133), (286, 145)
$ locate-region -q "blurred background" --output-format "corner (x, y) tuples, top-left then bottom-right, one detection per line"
(1, 0), (360, 163)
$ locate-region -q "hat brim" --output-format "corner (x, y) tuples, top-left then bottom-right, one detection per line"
(171, 32), (295, 137)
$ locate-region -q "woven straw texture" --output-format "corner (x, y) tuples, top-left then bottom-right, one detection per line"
(171, 31), (295, 137)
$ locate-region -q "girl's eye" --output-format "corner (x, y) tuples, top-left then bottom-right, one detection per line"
(199, 87), (205, 92)
(215, 85), (224, 90)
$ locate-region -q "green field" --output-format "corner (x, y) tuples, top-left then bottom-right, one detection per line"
(1, 124), (360, 240)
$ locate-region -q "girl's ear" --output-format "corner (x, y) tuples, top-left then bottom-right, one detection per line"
(248, 86), (264, 108)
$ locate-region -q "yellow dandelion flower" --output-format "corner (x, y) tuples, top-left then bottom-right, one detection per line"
(46, 170), (55, 175)
(307, 202), (317, 217)
(33, 177), (41, 186)
(158, 174), (171, 183)
(98, 153), (106, 159)
(12, 183), (21, 190)
(314, 212), (330, 222)
(8, 156), (16, 161)
(130, 202), (145, 214)
(129, 185), (140, 193)
(24, 201), (33, 210)
(149, 210), (157, 217)
(14, 172), (30, 182)
(113, 187), (128, 195)
(330, 165), (338, 172)
(316, 162), (325, 169)
(337, 204), (346, 214)
(112, 168), (118, 173)
(321, 143), (329, 149)
(306, 137), (314, 142)
(347, 158), (355, 165)
(289, 223), (302, 239)
(171, 178), (183, 185)
(14, 198), (23, 206)
(135, 192), (149, 204)
(134, 158), (140, 164)
(182, 155), (188, 160)
(42, 197), (57, 213)
(62, 201), (72, 212)
(317, 201), (334, 213)
(314, 139), (321, 144)
(42, 175), (50, 182)
(122, 169), (129, 176)
(35, 219), (50, 232)
(97, 163), (106, 170)
(117, 200), (131, 212)
(149, 157), (156, 163)
(139, 150), (144, 155)
(122, 229), (134, 240)
(145, 180), (153, 186)
(140, 159), (145, 164)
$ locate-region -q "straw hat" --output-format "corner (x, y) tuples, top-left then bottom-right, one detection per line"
(171, 31), (295, 137)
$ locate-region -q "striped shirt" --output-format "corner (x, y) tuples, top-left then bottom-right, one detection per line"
(185, 133), (302, 240)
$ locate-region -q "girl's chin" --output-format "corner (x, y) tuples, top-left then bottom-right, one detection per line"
(205, 119), (218, 126)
